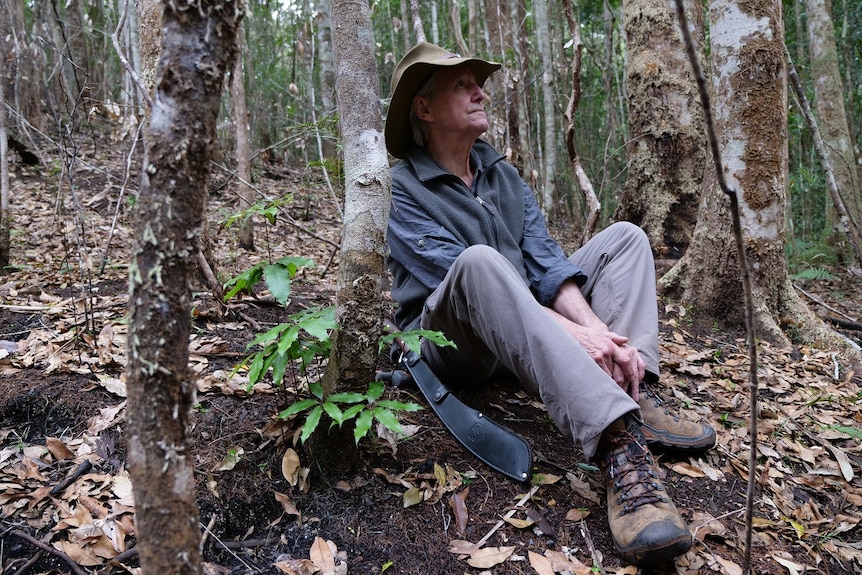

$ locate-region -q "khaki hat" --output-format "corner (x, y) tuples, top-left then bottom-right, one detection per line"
(384, 42), (501, 158)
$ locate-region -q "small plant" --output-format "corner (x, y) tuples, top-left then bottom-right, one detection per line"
(278, 379), (423, 445)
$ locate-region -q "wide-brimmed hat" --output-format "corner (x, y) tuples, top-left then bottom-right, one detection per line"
(384, 42), (501, 158)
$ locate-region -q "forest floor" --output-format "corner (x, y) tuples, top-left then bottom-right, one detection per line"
(1, 131), (862, 575)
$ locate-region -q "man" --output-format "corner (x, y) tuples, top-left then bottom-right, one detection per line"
(383, 42), (715, 566)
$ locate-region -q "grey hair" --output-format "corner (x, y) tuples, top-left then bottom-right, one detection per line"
(408, 70), (440, 149)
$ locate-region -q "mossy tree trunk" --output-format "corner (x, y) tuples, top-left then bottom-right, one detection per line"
(125, 2), (242, 575)
(615, 0), (707, 259)
(661, 0), (857, 365)
(805, 0), (862, 246)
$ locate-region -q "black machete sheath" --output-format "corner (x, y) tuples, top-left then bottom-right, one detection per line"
(394, 347), (533, 482)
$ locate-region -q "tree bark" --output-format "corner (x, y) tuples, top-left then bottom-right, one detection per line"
(805, 0), (862, 241)
(315, 0), (390, 473)
(0, 53), (8, 271)
(615, 0), (706, 258)
(232, 26), (255, 251)
(533, 0), (557, 218)
(662, 0), (853, 360)
(125, 3), (242, 575)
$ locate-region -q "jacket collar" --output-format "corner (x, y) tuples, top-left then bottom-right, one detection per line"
(404, 139), (505, 183)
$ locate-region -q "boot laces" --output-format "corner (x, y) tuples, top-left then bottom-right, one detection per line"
(605, 431), (668, 515)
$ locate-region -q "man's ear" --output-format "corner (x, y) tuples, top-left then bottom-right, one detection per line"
(413, 97), (432, 122)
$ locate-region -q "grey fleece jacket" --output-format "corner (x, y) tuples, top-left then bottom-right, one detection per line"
(386, 139), (586, 329)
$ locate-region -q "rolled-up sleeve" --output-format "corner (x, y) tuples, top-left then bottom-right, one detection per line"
(519, 182), (587, 306)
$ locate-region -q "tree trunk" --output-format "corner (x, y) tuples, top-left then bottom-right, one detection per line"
(232, 26), (255, 251)
(0, 53), (8, 271)
(661, 0), (850, 356)
(805, 0), (862, 243)
(533, 0), (557, 218)
(315, 0), (390, 473)
(125, 3), (242, 575)
(615, 0), (706, 258)
(137, 0), (163, 125)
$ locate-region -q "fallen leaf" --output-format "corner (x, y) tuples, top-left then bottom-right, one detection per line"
(502, 515), (536, 529)
(402, 486), (423, 508)
(45, 437), (74, 460)
(527, 550), (554, 575)
(215, 447), (243, 471)
(273, 557), (317, 575)
(282, 448), (301, 485)
(771, 553), (806, 575)
(714, 555), (743, 575)
(448, 488), (469, 535)
(466, 546), (515, 569)
(309, 536), (335, 573)
(669, 462), (706, 478)
(447, 539), (478, 556)
(274, 491), (301, 520)
(565, 507), (590, 522)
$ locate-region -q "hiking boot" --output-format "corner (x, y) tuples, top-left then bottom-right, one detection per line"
(638, 383), (716, 452)
(597, 415), (692, 566)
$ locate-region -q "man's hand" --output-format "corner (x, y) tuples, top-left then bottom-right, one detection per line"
(552, 319), (644, 400)
(549, 281), (644, 400)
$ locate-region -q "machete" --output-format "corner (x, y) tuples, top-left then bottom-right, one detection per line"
(382, 333), (533, 483)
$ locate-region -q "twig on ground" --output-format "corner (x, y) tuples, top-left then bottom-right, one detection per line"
(578, 520), (606, 575)
(50, 459), (93, 496)
(473, 484), (540, 549)
(10, 530), (87, 575)
(199, 521), (261, 573)
(9, 551), (42, 575)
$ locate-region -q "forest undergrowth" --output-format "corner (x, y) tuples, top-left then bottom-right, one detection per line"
(1, 138), (861, 575)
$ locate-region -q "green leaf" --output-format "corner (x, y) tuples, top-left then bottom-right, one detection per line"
(278, 398), (319, 419)
(299, 307), (337, 340)
(248, 322), (289, 349)
(376, 400), (423, 412)
(309, 382), (325, 400)
(269, 352), (289, 387)
(373, 407), (404, 436)
(223, 264), (264, 301)
(828, 425), (862, 440)
(366, 380), (385, 402)
(322, 402), (344, 426)
(247, 352), (266, 385)
(300, 405), (324, 443)
(263, 263), (294, 306)
(341, 404), (365, 421)
(274, 256), (315, 274)
(379, 329), (456, 354)
(327, 392), (366, 404)
(275, 325), (301, 356)
(353, 409), (374, 444)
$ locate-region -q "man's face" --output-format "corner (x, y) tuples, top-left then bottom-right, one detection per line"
(415, 65), (489, 143)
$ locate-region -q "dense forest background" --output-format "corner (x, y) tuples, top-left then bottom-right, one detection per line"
(2, 0), (860, 266)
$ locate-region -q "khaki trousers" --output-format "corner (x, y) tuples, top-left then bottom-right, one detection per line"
(420, 222), (657, 458)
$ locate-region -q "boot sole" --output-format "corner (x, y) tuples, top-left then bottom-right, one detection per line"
(617, 531), (692, 566)
(641, 424), (716, 453)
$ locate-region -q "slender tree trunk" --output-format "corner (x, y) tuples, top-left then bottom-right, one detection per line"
(232, 26), (255, 251)
(662, 0), (849, 355)
(533, 0), (557, 219)
(805, 0), (862, 241)
(0, 54), (9, 271)
(615, 0), (706, 258)
(316, 0), (390, 473)
(125, 3), (242, 575)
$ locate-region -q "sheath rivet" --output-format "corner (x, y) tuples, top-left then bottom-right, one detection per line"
(478, 413), (484, 418)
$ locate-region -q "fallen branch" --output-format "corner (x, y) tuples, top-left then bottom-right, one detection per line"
(579, 519), (606, 575)
(10, 530), (88, 575)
